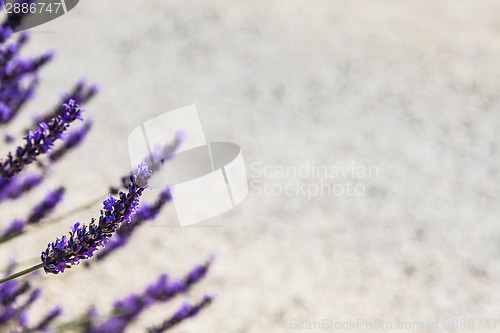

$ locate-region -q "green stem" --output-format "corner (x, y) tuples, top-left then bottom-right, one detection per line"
(0, 263), (43, 284)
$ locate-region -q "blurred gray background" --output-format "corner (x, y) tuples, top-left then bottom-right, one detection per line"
(2, 0), (500, 332)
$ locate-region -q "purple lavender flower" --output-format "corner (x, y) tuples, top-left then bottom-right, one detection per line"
(147, 295), (215, 333)
(0, 266), (31, 327)
(146, 260), (213, 302)
(0, 23), (12, 45)
(0, 306), (16, 326)
(40, 163), (151, 274)
(0, 219), (24, 242)
(94, 186), (172, 261)
(0, 274), (41, 329)
(0, 99), (83, 178)
(111, 135), (183, 194)
(27, 187), (65, 225)
(0, 187), (64, 242)
(34, 80), (98, 126)
(90, 259), (213, 333)
(0, 279), (29, 307)
(0, 24), (52, 126)
(32, 306), (62, 332)
(0, 173), (43, 203)
(48, 120), (93, 162)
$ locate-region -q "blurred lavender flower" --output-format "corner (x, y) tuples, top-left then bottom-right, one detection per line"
(0, 99), (83, 178)
(0, 264), (35, 328)
(34, 80), (98, 126)
(48, 120), (93, 163)
(111, 134), (183, 194)
(0, 174), (43, 203)
(41, 163), (151, 274)
(27, 187), (65, 224)
(0, 187), (64, 242)
(0, 27), (52, 126)
(31, 306), (62, 332)
(148, 295), (215, 333)
(0, 219), (24, 241)
(90, 259), (212, 333)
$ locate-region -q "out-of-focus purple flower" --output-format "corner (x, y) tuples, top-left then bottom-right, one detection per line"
(94, 187), (171, 261)
(0, 99), (83, 178)
(89, 259), (213, 333)
(0, 23), (51, 125)
(32, 306), (62, 332)
(27, 187), (65, 225)
(0, 219), (25, 241)
(0, 280), (29, 307)
(48, 120), (93, 162)
(4, 133), (15, 144)
(0, 187), (64, 242)
(40, 163), (151, 274)
(22, 288), (41, 309)
(0, 22), (12, 45)
(145, 260), (212, 302)
(34, 80), (98, 125)
(0, 173), (43, 203)
(112, 134), (184, 194)
(0, 306), (16, 326)
(147, 295), (215, 333)
(0, 265), (33, 326)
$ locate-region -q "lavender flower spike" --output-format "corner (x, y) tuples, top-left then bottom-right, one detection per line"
(0, 99), (83, 178)
(0, 173), (43, 203)
(0, 187), (64, 243)
(48, 120), (93, 162)
(147, 295), (215, 333)
(41, 162), (152, 274)
(27, 187), (65, 225)
(94, 186), (172, 262)
(91, 259), (213, 333)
